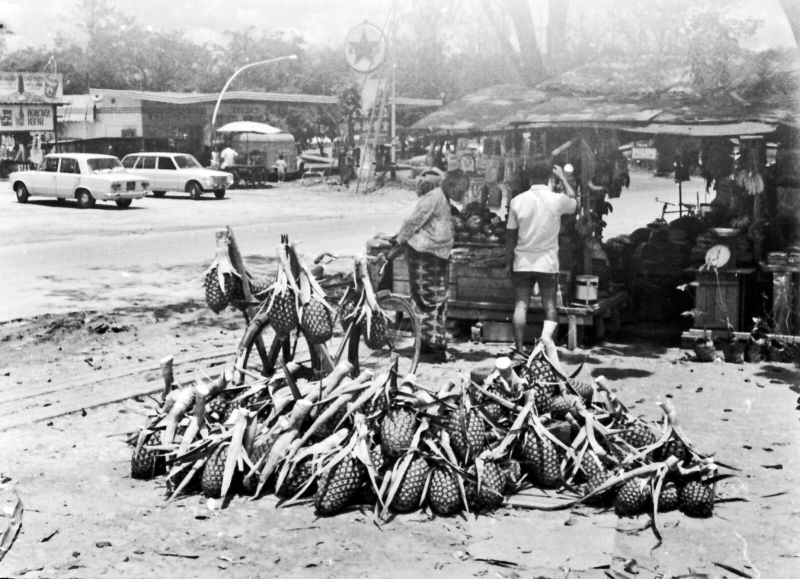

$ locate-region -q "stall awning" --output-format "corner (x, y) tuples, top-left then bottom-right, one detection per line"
(622, 121), (777, 137)
(216, 121), (282, 134)
(409, 84), (549, 133)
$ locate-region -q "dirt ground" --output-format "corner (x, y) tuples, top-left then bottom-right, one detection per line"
(1, 294), (799, 578)
(0, 174), (798, 578)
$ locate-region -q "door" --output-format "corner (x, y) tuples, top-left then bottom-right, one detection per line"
(56, 157), (81, 199)
(30, 156), (60, 196)
(157, 156), (179, 191)
(137, 155), (160, 188)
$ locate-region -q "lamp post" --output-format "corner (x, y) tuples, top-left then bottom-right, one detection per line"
(210, 54), (298, 141)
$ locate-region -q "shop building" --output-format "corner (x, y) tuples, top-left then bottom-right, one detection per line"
(0, 71), (63, 177)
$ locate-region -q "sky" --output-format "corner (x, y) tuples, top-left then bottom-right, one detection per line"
(0, 0), (796, 53)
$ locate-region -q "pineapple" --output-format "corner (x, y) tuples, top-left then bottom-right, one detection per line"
(476, 458), (506, 510)
(369, 443), (387, 473)
(203, 265), (230, 313)
(614, 477), (649, 517)
(242, 436), (271, 495)
(428, 466), (462, 516)
(380, 408), (417, 459)
(301, 299), (333, 344)
(445, 404), (469, 463)
(532, 382), (553, 415)
(131, 430), (164, 480)
(390, 455), (430, 513)
(659, 435), (690, 464)
(578, 450), (604, 482)
(276, 458), (315, 499)
(205, 394), (235, 424)
(657, 481), (680, 512)
(518, 430), (562, 488)
(268, 288), (299, 337)
(585, 470), (613, 506)
(620, 419), (658, 450)
(362, 309), (389, 350)
(315, 456), (366, 516)
(463, 464), (480, 509)
(463, 409), (486, 463)
(679, 480), (714, 518)
(549, 394), (580, 420)
(524, 355), (560, 394)
(201, 443), (229, 498)
(569, 378), (594, 403)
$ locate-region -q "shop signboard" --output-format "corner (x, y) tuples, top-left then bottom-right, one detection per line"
(0, 72), (63, 101)
(632, 145), (657, 161)
(0, 105), (54, 131)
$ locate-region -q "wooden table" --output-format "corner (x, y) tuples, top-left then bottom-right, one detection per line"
(761, 262), (800, 335)
(447, 293), (627, 350)
(390, 251), (626, 350)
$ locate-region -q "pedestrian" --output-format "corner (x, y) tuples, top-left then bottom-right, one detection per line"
(199, 145), (212, 167)
(394, 169), (467, 362)
(505, 161), (577, 364)
(210, 145), (221, 170)
(220, 144), (238, 170)
(275, 153), (287, 182)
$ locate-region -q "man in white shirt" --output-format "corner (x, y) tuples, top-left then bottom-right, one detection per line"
(505, 161), (577, 361)
(220, 145), (238, 169)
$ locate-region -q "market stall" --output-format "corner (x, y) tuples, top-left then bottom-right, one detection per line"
(0, 71), (63, 177)
(395, 88), (643, 349)
(215, 121), (298, 187)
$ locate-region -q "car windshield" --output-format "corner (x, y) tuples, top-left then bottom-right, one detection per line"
(174, 155), (202, 169)
(87, 157), (123, 172)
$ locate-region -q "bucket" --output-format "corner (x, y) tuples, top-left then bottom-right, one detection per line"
(575, 275), (599, 304)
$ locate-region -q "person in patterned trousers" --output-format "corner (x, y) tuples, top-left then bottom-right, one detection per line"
(395, 170), (467, 362)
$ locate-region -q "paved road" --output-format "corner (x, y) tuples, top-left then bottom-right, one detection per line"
(0, 184), (406, 321)
(0, 169), (701, 322)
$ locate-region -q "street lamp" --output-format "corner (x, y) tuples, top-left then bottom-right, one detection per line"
(210, 54), (298, 139)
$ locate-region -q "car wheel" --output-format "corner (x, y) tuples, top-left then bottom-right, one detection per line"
(214, 189), (226, 199)
(116, 199), (132, 209)
(153, 191), (166, 198)
(187, 182), (202, 200)
(14, 183), (29, 203)
(76, 190), (95, 209)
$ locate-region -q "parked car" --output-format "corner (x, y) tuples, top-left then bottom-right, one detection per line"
(120, 152), (233, 199)
(9, 153), (149, 209)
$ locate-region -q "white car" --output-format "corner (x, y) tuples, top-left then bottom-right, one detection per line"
(121, 152), (233, 199)
(10, 153), (149, 209)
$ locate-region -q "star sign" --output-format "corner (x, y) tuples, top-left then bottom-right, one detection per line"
(345, 22), (386, 73)
(349, 28), (379, 67)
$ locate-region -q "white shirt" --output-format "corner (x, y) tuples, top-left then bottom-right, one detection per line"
(507, 184), (576, 273)
(220, 147), (237, 169)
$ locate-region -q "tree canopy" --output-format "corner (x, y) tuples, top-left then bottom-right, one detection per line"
(0, 0), (795, 140)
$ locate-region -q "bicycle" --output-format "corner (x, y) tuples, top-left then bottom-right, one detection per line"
(232, 239), (421, 384)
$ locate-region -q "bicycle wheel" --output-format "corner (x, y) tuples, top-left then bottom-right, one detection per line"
(347, 293), (420, 379)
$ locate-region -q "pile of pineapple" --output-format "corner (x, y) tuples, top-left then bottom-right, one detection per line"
(130, 346), (723, 531)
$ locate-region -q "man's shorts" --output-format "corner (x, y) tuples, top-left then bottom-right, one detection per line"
(511, 271), (557, 293)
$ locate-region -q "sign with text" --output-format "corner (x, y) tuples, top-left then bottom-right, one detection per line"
(0, 72), (63, 101)
(0, 105), (54, 131)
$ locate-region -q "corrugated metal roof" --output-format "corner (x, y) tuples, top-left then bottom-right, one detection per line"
(88, 88), (441, 108)
(409, 84), (549, 133)
(513, 96), (661, 125)
(91, 88), (338, 105)
(622, 121), (778, 137)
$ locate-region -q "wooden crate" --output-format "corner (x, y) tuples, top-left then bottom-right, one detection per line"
(694, 269), (752, 330)
(393, 256), (570, 307)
